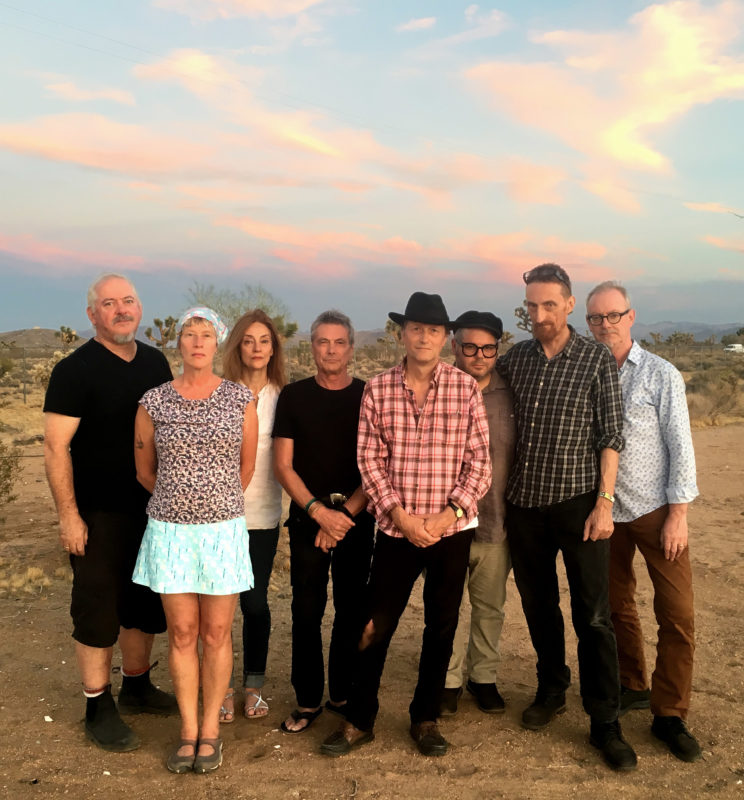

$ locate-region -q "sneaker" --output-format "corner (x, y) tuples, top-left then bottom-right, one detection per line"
(410, 721), (448, 756)
(619, 685), (651, 716)
(439, 687), (462, 717)
(466, 680), (505, 714)
(590, 719), (637, 772)
(118, 665), (179, 716)
(521, 690), (566, 731)
(651, 715), (702, 763)
(85, 687), (140, 752)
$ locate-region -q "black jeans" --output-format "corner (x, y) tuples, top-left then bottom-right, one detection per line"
(345, 529), (473, 731)
(506, 491), (620, 722)
(288, 511), (375, 708)
(239, 526), (280, 688)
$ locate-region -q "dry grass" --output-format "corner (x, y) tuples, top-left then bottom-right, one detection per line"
(0, 560), (55, 596)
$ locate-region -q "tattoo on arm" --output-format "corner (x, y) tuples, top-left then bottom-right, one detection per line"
(135, 437), (144, 449)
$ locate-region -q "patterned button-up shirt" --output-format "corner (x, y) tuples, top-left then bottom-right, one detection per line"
(357, 359), (491, 538)
(614, 341), (698, 523)
(496, 326), (624, 508)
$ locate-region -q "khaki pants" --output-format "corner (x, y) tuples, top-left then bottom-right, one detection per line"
(610, 506), (695, 719)
(445, 540), (511, 688)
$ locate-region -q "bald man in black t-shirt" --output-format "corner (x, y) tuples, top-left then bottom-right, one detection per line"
(44, 273), (177, 753)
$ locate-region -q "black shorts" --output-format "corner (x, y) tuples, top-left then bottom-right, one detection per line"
(70, 511), (167, 648)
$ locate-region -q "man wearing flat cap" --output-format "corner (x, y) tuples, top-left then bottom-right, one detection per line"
(440, 311), (516, 717)
(321, 292), (491, 758)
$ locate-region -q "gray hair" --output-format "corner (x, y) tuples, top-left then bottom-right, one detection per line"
(310, 309), (355, 346)
(586, 280), (631, 309)
(87, 272), (139, 309)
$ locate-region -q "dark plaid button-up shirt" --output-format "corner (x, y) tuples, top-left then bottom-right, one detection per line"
(496, 326), (624, 508)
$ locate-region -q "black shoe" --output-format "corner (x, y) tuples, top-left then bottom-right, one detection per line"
(439, 687), (462, 717)
(651, 715), (702, 762)
(410, 721), (449, 756)
(521, 690), (566, 730)
(85, 687), (140, 752)
(320, 722), (375, 757)
(466, 680), (505, 714)
(118, 665), (179, 716)
(619, 685), (651, 716)
(590, 719), (638, 772)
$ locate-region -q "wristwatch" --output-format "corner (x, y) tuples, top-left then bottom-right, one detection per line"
(447, 501), (464, 519)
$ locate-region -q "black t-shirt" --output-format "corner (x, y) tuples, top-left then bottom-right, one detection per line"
(44, 339), (172, 513)
(272, 376), (365, 517)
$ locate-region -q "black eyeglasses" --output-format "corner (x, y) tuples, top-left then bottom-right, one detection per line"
(523, 265), (571, 288)
(459, 343), (498, 358)
(586, 309), (631, 326)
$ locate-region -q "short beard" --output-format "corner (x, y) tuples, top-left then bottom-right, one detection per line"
(112, 332), (136, 344)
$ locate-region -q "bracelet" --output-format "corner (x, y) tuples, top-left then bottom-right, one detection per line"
(597, 491), (615, 504)
(304, 497), (319, 514)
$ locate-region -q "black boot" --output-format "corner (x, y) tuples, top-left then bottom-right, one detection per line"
(85, 686), (140, 752)
(118, 663), (178, 716)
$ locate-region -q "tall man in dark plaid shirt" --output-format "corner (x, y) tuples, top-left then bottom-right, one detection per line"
(497, 263), (637, 772)
(320, 292), (491, 758)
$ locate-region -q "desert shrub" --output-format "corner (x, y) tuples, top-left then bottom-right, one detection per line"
(0, 357), (13, 379)
(28, 351), (66, 390)
(0, 440), (21, 520)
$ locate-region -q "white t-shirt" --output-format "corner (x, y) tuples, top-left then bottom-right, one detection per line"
(243, 382), (283, 529)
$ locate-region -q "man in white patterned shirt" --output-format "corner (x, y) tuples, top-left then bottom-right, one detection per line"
(586, 281), (700, 763)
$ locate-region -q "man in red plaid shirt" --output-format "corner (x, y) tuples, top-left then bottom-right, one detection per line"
(321, 292), (491, 758)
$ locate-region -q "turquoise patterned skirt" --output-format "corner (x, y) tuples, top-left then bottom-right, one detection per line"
(133, 516), (254, 595)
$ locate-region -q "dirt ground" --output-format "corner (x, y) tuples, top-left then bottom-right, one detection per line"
(0, 409), (743, 799)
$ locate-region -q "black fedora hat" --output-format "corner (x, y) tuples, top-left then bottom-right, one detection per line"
(451, 310), (503, 340)
(389, 292), (451, 328)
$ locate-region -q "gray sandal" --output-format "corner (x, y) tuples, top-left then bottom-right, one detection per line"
(193, 737), (223, 774)
(166, 739), (197, 774)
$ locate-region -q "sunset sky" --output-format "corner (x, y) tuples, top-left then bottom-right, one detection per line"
(1, 0), (743, 333)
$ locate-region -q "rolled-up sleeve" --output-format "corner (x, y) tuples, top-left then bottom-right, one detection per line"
(594, 347), (625, 453)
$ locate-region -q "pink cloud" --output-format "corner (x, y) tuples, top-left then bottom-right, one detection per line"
(466, 1), (744, 209)
(0, 233), (146, 272)
(685, 201), (744, 215)
(153, 0), (328, 21)
(45, 81), (135, 106)
(0, 113), (213, 176)
(704, 235), (744, 253)
(504, 160), (567, 205)
(396, 17), (437, 33)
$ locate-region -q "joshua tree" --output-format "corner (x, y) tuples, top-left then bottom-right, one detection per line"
(145, 317), (178, 349)
(55, 326), (80, 350)
(514, 303), (532, 334)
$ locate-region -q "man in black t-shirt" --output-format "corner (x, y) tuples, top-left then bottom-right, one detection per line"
(273, 309), (375, 735)
(44, 273), (177, 753)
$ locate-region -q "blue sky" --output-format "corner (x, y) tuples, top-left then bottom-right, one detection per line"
(1, 0), (743, 333)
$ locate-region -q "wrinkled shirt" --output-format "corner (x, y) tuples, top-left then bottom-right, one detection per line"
(357, 360), (491, 538)
(614, 341), (698, 522)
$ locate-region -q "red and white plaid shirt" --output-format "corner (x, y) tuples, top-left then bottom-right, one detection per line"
(357, 359), (491, 538)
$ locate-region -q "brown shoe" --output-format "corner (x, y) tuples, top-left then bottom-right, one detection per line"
(320, 721), (374, 757)
(410, 721), (448, 756)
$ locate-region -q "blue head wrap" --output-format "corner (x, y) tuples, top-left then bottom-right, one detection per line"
(177, 307), (228, 344)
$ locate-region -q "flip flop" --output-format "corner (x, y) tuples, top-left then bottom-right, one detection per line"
(280, 707), (323, 734)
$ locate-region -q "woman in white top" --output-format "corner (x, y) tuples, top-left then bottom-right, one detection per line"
(220, 309), (286, 720)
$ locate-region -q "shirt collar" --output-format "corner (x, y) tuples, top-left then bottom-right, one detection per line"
(399, 357), (444, 388)
(529, 324), (578, 359)
(625, 339), (644, 366)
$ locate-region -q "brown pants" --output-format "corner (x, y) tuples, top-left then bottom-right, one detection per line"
(610, 505), (695, 719)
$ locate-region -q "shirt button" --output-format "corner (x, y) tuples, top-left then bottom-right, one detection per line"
(525, 461), (529, 466)
(531, 422), (534, 427)
(534, 402), (539, 407)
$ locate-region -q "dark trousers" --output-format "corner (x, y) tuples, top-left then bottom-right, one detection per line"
(506, 492), (620, 722)
(239, 526), (280, 688)
(610, 506), (695, 719)
(345, 529), (473, 732)
(288, 512), (375, 709)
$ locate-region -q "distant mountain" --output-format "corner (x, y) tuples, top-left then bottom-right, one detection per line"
(3, 321), (742, 351)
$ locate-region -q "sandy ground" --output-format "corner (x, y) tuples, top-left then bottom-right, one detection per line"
(0, 416), (743, 800)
